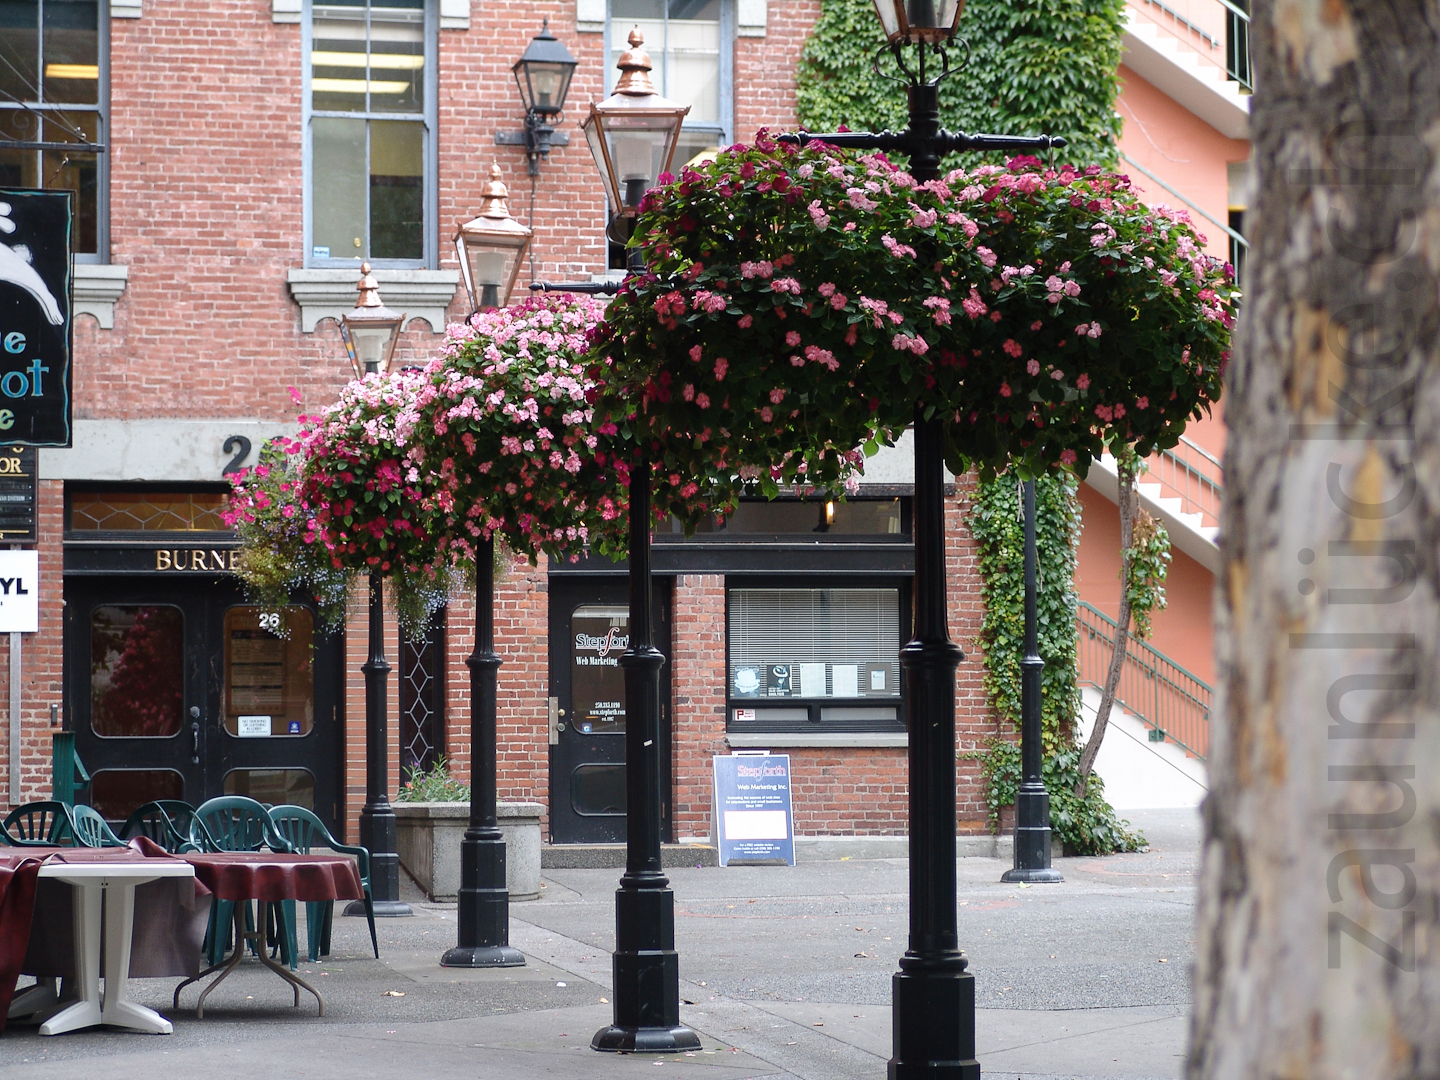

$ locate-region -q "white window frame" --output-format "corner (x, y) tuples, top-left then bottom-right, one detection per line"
(301, 0), (439, 270)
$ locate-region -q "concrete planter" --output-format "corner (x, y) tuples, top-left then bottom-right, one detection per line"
(394, 801), (543, 902)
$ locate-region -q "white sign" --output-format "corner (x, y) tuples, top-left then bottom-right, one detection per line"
(237, 714), (272, 738)
(0, 549), (37, 632)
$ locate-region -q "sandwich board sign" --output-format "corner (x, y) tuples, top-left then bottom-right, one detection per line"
(0, 189), (72, 447)
(712, 752), (795, 866)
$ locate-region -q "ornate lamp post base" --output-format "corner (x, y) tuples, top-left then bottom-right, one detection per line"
(1000, 783), (1064, 884)
(890, 961), (979, 1080)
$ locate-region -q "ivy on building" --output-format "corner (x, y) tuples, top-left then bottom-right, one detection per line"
(796, 0), (1126, 170)
(795, 0), (1143, 854)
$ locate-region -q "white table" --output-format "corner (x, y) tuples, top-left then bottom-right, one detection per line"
(25, 859), (197, 1035)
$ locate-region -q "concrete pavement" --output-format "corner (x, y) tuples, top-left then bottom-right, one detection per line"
(0, 808), (1198, 1079)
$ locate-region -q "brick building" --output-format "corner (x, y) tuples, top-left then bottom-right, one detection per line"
(0, 0), (1006, 847)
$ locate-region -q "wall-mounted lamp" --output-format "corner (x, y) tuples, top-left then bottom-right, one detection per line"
(494, 20), (579, 176)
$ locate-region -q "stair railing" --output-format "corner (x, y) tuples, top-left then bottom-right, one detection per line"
(1075, 601), (1213, 760)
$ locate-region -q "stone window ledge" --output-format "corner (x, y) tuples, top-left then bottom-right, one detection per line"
(74, 263), (129, 329)
(286, 268), (460, 334)
(725, 732), (908, 749)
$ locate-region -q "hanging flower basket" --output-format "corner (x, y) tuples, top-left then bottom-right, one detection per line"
(591, 137), (1236, 511)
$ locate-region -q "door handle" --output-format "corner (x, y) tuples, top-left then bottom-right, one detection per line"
(189, 706), (201, 764)
(548, 697), (561, 746)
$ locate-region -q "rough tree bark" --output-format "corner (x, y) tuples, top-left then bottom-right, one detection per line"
(1076, 451), (1138, 798)
(1190, 1), (1440, 1078)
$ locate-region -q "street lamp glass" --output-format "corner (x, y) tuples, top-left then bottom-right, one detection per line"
(580, 27), (689, 216)
(871, 0), (964, 43)
(512, 20), (578, 117)
(454, 163), (533, 314)
(339, 262), (405, 377)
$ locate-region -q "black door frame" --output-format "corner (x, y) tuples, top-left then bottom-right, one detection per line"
(547, 575), (673, 844)
(64, 570), (345, 834)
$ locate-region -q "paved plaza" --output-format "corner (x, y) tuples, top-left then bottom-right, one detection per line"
(0, 809), (1198, 1079)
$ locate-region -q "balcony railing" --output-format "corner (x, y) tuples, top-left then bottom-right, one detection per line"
(1146, 433), (1224, 528)
(1076, 602), (1213, 760)
(1222, 0), (1251, 89)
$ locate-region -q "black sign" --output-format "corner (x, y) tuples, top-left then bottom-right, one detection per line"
(0, 189), (71, 447)
(0, 445), (36, 541)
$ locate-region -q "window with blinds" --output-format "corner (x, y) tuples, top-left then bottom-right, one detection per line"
(728, 588), (901, 708)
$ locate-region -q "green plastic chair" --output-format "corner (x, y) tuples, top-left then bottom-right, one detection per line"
(191, 796), (297, 968)
(71, 805), (127, 847)
(119, 801), (199, 852)
(267, 805), (378, 962)
(2, 801), (76, 847)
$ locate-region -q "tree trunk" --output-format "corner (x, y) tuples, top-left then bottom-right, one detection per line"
(1190, 1), (1440, 1077)
(1076, 451), (1137, 798)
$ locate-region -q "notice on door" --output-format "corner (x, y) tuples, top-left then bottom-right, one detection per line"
(712, 753), (795, 866)
(237, 714), (272, 738)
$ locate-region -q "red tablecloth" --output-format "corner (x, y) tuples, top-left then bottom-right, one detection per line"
(178, 851), (363, 904)
(0, 854), (41, 1035)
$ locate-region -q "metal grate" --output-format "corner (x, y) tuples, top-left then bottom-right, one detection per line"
(400, 607), (445, 774)
(1076, 602), (1212, 760)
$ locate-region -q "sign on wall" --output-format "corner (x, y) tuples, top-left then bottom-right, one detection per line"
(0, 446), (37, 541)
(712, 752), (795, 866)
(0, 549), (39, 632)
(0, 189), (72, 447)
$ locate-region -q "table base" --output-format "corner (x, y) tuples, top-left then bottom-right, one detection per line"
(173, 903), (324, 1018)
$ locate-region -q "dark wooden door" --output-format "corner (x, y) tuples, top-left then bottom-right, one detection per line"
(547, 577), (671, 844)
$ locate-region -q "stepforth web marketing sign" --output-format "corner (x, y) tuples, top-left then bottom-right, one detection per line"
(0, 190), (72, 447)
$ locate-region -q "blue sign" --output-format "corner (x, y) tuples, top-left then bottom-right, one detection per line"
(0, 190), (71, 447)
(288, 719), (302, 735)
(712, 752), (795, 866)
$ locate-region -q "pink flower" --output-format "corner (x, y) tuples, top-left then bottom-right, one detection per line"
(891, 333), (929, 355)
(818, 282), (837, 298)
(961, 288), (988, 319)
(1064, 280), (1081, 297)
(807, 200), (831, 229)
(1060, 449), (1077, 464)
(689, 344), (703, 362)
(923, 296), (952, 325)
(696, 392), (711, 409)
(791, 354), (805, 367)
(1051, 369), (1065, 381)
(804, 344), (838, 370)
(786, 330), (802, 346)
(909, 204), (938, 228)
(1026, 359), (1040, 376)
(738, 314), (753, 329)
(999, 382), (1012, 398)
(683, 383), (695, 401)
(846, 188), (878, 212)
(1136, 396), (1149, 409)
(977, 246), (997, 268)
(1094, 404), (1113, 421)
(771, 277), (804, 295)
(843, 221), (857, 232)
(1003, 339), (1023, 358)
(882, 234), (917, 259)
(830, 292), (847, 310)
(1030, 320), (1043, 331)
(769, 388), (786, 404)
(715, 357), (729, 381)
(741, 260), (775, 279)
(1076, 373), (1090, 390)
(761, 406), (774, 422)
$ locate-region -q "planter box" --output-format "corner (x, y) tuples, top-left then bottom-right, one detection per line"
(394, 801), (543, 902)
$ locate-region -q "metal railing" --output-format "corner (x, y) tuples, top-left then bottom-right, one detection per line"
(1222, 0), (1251, 89)
(1076, 602), (1213, 760)
(1146, 433), (1224, 528)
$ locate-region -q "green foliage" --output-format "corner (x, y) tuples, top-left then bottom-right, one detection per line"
(969, 472), (1082, 751)
(979, 739), (1146, 854)
(796, 0), (1126, 170)
(395, 757), (470, 803)
(1125, 506), (1171, 640)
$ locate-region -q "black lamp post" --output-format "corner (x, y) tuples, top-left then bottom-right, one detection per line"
(338, 269), (412, 918)
(441, 535), (525, 967)
(441, 175), (533, 968)
(533, 29), (696, 1053)
(1001, 480), (1063, 884)
(778, 3), (1065, 1075)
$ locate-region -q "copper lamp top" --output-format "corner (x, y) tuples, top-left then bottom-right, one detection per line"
(354, 262), (385, 309)
(478, 163), (514, 220)
(613, 27), (658, 96)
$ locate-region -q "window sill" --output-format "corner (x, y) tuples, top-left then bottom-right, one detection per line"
(73, 264), (129, 329)
(725, 732), (908, 748)
(287, 268), (460, 333)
